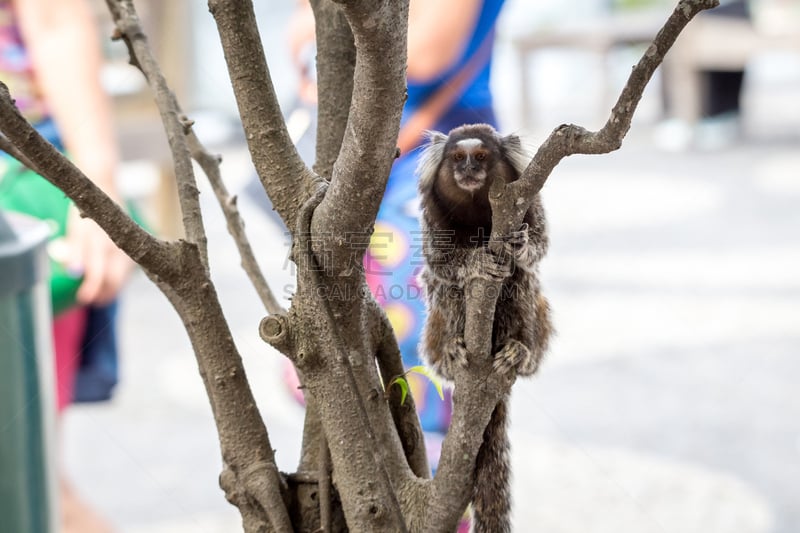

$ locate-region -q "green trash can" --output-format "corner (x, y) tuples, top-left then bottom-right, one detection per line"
(0, 210), (57, 533)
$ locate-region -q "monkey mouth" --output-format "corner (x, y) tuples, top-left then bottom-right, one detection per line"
(456, 176), (485, 191)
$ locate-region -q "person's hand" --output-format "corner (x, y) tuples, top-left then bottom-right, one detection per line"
(65, 204), (133, 306)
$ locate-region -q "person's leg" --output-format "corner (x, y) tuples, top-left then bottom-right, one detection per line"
(53, 307), (114, 533)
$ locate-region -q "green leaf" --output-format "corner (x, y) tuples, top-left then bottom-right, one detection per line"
(406, 365), (445, 401)
(389, 376), (409, 405)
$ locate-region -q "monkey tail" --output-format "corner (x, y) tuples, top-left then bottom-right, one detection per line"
(471, 397), (512, 533)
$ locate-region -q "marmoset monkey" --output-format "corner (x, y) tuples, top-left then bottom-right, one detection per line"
(417, 124), (551, 533)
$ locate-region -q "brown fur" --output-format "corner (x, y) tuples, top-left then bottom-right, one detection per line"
(417, 124), (551, 533)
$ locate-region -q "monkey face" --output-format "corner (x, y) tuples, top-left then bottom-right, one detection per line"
(417, 124), (529, 205)
(450, 138), (492, 192)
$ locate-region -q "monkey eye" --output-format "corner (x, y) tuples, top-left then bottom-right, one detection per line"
(475, 152), (486, 162)
(454, 152), (465, 162)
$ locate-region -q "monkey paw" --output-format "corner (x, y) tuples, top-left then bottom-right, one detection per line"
(472, 248), (511, 281)
(439, 336), (469, 379)
(493, 340), (538, 376)
(502, 223), (530, 258)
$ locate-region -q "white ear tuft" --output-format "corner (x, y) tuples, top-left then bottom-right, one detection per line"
(501, 133), (532, 176)
(416, 131), (448, 192)
(424, 130), (448, 145)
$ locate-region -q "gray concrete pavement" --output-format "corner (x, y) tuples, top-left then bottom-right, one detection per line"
(510, 140), (800, 532)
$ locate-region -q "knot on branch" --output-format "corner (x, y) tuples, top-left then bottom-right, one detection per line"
(488, 174), (507, 201)
(219, 467), (242, 506)
(259, 314), (294, 356)
(560, 123), (589, 142)
(290, 183), (328, 262)
(114, 21), (145, 45)
(358, 496), (388, 524)
(179, 115), (196, 135)
(679, 0), (720, 18)
(241, 461), (289, 496)
(108, 0), (145, 37)
(220, 462), (290, 525)
(289, 343), (319, 372)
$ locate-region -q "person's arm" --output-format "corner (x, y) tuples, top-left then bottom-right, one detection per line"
(14, 0), (132, 305)
(406, 0), (482, 81)
(15, 0), (118, 192)
(287, 0), (318, 104)
(288, 0), (482, 87)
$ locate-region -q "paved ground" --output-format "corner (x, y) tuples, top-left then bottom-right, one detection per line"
(509, 138), (800, 533)
(59, 3), (800, 532)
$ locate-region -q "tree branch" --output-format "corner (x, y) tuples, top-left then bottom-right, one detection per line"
(310, 0), (356, 179)
(311, 0), (410, 275)
(291, 8), (358, 510)
(375, 306), (430, 480)
(421, 368), (509, 531)
(208, 0), (317, 230)
(289, 186), (409, 531)
(268, 4), (421, 529)
(159, 254), (293, 533)
(105, 0), (208, 271)
(182, 117), (285, 316)
(319, 436), (333, 533)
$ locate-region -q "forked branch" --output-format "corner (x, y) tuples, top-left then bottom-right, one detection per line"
(427, 1), (721, 529)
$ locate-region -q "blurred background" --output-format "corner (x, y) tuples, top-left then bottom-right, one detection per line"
(54, 0), (800, 531)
